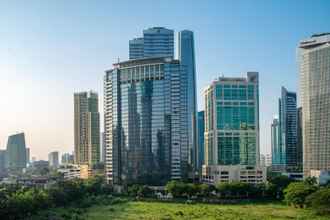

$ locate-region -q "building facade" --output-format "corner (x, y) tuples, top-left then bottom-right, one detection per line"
(299, 33), (330, 176)
(6, 133), (27, 170)
(178, 30), (198, 172)
(202, 165), (266, 184)
(74, 91), (100, 166)
(197, 111), (205, 171)
(61, 153), (74, 165)
(204, 72), (260, 167)
(129, 37), (144, 59)
(104, 57), (188, 185)
(296, 107), (303, 172)
(279, 87), (298, 171)
(129, 27), (174, 59)
(48, 151), (59, 168)
(271, 118), (282, 167)
(0, 150), (7, 172)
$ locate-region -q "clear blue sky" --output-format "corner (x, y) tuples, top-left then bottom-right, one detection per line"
(0, 0), (329, 159)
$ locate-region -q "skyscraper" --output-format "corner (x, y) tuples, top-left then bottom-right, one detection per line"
(299, 33), (330, 176)
(279, 87), (298, 171)
(6, 133), (27, 170)
(61, 153), (74, 165)
(296, 107), (303, 172)
(128, 27), (174, 59)
(197, 111), (205, 171)
(271, 118), (283, 168)
(204, 72), (259, 166)
(26, 148), (30, 165)
(104, 57), (188, 185)
(129, 38), (144, 59)
(0, 150), (7, 172)
(179, 30), (197, 171)
(74, 91), (100, 166)
(48, 151), (59, 168)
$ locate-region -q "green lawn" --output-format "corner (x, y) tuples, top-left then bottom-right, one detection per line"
(85, 200), (329, 220)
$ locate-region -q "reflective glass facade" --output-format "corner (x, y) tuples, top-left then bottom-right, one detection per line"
(299, 34), (330, 176)
(197, 111), (205, 171)
(278, 87), (298, 171)
(104, 57), (188, 185)
(204, 72), (259, 167)
(129, 27), (174, 60)
(6, 133), (26, 170)
(179, 30), (198, 171)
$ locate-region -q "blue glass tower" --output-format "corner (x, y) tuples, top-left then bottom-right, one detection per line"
(129, 27), (174, 60)
(179, 30), (197, 172)
(104, 57), (189, 185)
(197, 111), (205, 171)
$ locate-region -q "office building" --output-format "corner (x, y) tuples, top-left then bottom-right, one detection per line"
(74, 91), (100, 166)
(279, 87), (298, 171)
(101, 132), (106, 162)
(129, 38), (144, 59)
(0, 150), (7, 171)
(129, 27), (174, 59)
(299, 33), (330, 176)
(197, 111), (205, 171)
(26, 148), (30, 165)
(104, 57), (188, 185)
(179, 30), (198, 171)
(204, 72), (259, 166)
(6, 133), (27, 170)
(296, 107), (303, 171)
(48, 151), (59, 168)
(271, 118), (283, 168)
(61, 153), (74, 165)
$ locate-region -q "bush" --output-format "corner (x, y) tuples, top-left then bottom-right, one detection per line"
(305, 187), (330, 215)
(284, 182), (318, 208)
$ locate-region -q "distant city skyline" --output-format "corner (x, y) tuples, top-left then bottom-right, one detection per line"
(0, 0), (329, 160)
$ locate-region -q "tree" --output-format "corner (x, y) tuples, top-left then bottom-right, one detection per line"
(267, 175), (293, 199)
(305, 187), (330, 215)
(165, 181), (186, 198)
(284, 182), (318, 208)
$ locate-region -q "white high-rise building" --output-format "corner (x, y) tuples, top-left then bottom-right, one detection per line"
(299, 33), (330, 177)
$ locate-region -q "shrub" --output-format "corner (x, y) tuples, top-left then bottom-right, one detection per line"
(284, 182), (318, 208)
(305, 187), (330, 215)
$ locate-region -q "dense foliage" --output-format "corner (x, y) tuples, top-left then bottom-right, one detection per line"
(0, 176), (112, 220)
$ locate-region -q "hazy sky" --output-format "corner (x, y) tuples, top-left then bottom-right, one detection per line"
(0, 0), (329, 160)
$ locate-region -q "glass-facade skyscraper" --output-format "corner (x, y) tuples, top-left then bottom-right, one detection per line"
(271, 118), (282, 167)
(299, 33), (330, 176)
(129, 27), (174, 60)
(279, 87), (298, 171)
(6, 132), (27, 170)
(197, 111), (205, 171)
(104, 57), (188, 185)
(129, 38), (144, 60)
(179, 30), (197, 171)
(204, 72), (259, 166)
(74, 91), (100, 166)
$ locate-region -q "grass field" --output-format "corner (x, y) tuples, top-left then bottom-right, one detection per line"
(84, 200), (330, 220)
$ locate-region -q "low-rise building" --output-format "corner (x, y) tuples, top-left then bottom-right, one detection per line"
(58, 165), (81, 180)
(202, 165), (266, 185)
